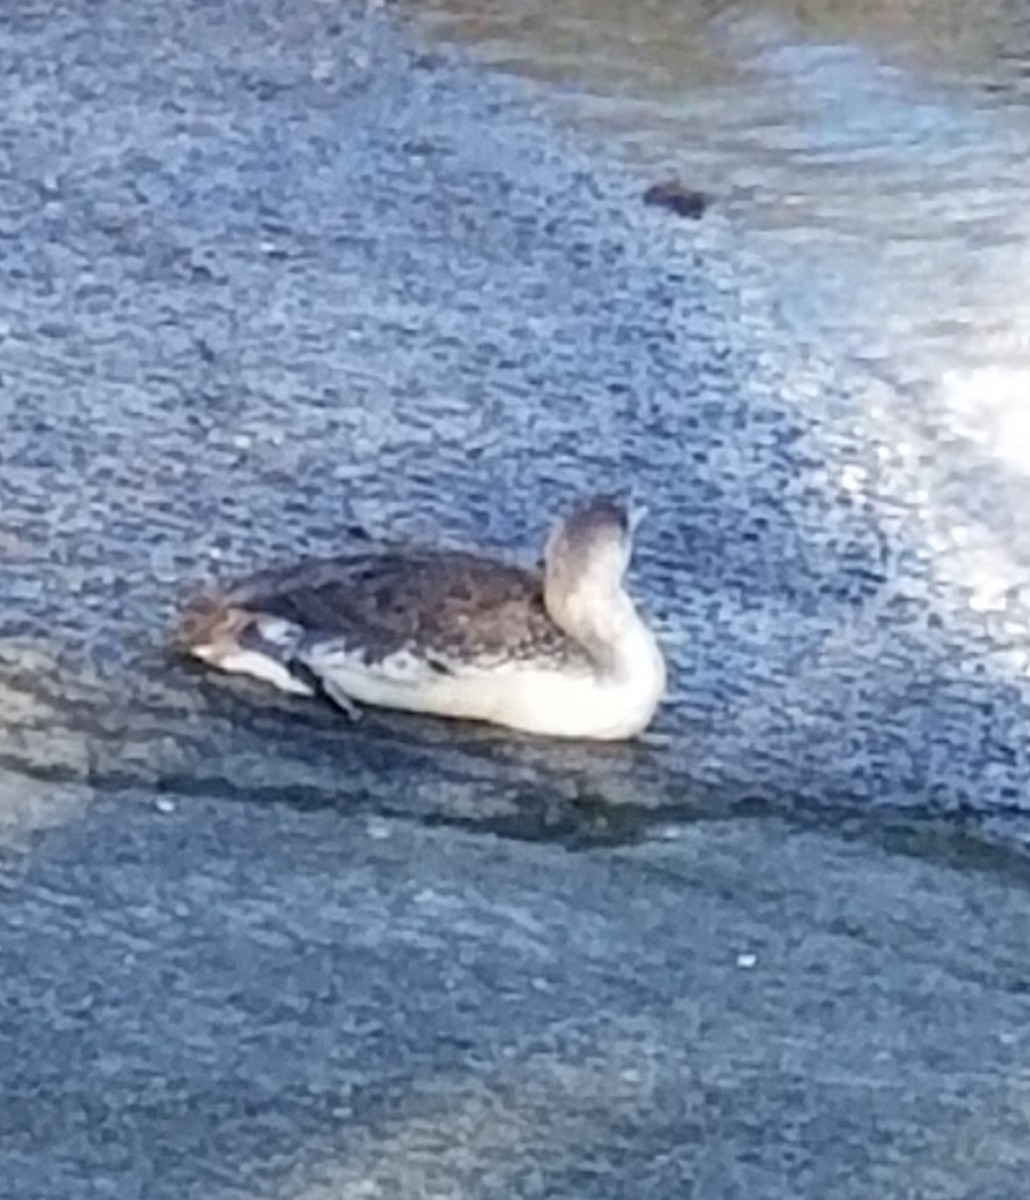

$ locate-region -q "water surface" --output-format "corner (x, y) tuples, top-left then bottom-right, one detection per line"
(2, 0), (1030, 850)
(409, 0), (1030, 611)
(400, 0), (1030, 837)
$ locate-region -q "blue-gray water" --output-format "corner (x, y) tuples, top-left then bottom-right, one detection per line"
(1, 0), (1030, 846)
(405, 0), (1030, 839)
(8, 5), (1030, 1198)
(4, 0), (1028, 851)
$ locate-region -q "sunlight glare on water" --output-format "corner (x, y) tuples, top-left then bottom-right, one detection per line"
(410, 0), (1030, 655)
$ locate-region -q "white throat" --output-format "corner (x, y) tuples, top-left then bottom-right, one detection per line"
(549, 575), (664, 683)
(602, 588), (666, 695)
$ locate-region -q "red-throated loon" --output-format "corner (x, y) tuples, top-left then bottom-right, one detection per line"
(178, 495), (666, 740)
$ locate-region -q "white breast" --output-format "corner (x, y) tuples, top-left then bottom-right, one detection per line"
(304, 614), (666, 740)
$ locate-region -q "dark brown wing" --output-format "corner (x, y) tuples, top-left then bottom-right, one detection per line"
(223, 550), (578, 667)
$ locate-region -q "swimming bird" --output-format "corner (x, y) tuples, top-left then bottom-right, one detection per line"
(178, 495), (666, 740)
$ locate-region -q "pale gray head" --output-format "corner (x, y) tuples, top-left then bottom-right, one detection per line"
(543, 496), (646, 655)
(545, 496), (634, 591)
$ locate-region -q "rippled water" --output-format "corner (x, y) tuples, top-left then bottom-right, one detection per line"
(399, 0), (1030, 834)
(4, 0), (1030, 851)
(409, 0), (1030, 607)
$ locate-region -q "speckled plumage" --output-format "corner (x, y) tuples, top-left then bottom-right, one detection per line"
(179, 496), (665, 738)
(204, 550), (588, 671)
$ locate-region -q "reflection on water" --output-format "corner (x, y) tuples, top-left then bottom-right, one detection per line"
(409, 0), (1030, 350)
(410, 0), (1030, 671)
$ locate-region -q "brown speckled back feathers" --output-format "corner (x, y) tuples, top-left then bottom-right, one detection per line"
(203, 550), (584, 669)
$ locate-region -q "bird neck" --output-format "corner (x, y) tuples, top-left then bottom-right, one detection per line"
(546, 577), (658, 680)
